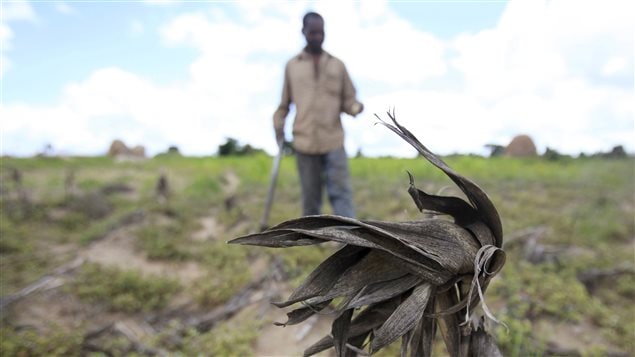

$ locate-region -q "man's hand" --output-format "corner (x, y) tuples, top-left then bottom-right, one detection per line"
(351, 102), (364, 116)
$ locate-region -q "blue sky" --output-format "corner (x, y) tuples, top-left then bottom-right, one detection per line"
(1, 0), (633, 157)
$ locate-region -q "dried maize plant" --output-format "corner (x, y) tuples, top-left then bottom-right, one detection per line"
(229, 112), (506, 357)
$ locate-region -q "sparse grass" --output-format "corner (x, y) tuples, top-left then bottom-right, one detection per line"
(0, 325), (84, 357)
(192, 241), (253, 306)
(0, 154), (633, 355)
(179, 319), (261, 356)
(68, 263), (180, 313)
(153, 318), (261, 356)
(491, 262), (599, 322)
(136, 222), (189, 261)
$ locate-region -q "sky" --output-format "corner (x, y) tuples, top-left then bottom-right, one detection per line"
(1, 0), (633, 158)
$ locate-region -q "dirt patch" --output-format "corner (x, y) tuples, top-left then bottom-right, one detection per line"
(534, 318), (613, 351)
(82, 226), (205, 285)
(11, 287), (123, 332)
(220, 170), (240, 196)
(191, 216), (223, 242)
(254, 309), (335, 357)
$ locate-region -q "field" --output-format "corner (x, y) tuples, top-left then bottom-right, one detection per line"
(1, 152), (633, 356)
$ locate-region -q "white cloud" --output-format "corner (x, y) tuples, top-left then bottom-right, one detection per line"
(3, 0), (37, 22)
(347, 0), (634, 156)
(1, 61), (283, 156)
(602, 57), (628, 77)
(305, 1), (448, 85)
(434, 0), (633, 155)
(160, 11), (299, 56)
(0, 23), (13, 77)
(1, 0), (37, 79)
(143, 0), (181, 6)
(54, 2), (76, 15)
(1, 0), (633, 157)
(130, 20), (144, 37)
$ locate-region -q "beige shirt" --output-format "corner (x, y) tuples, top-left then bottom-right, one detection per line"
(273, 50), (362, 154)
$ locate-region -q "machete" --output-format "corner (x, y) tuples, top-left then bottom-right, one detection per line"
(259, 141), (284, 231)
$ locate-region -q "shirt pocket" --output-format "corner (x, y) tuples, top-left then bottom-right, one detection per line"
(324, 68), (343, 97)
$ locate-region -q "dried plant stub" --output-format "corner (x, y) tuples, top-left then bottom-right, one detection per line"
(229, 111), (506, 357)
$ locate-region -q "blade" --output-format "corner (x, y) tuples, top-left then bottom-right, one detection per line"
(259, 141), (284, 231)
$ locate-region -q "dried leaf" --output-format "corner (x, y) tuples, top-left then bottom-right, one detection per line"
(344, 274), (420, 310)
(274, 300), (331, 326)
(230, 114), (506, 356)
(304, 299), (399, 356)
(229, 229), (325, 247)
(469, 322), (503, 357)
(407, 172), (479, 225)
(435, 289), (463, 357)
(408, 295), (436, 357)
(366, 220), (480, 274)
(333, 308), (354, 357)
(371, 283), (433, 352)
(377, 111), (503, 246)
(274, 245), (368, 308)
(307, 250), (409, 305)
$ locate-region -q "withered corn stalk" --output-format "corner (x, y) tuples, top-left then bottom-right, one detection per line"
(229, 112), (506, 357)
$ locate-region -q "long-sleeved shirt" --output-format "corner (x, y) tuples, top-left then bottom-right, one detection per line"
(273, 49), (362, 154)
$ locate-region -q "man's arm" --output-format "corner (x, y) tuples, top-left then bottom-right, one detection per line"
(341, 66), (363, 117)
(273, 64), (291, 144)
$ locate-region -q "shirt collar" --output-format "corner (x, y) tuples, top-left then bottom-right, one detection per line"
(297, 48), (331, 61)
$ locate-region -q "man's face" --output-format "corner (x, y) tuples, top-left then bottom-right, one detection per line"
(302, 17), (324, 53)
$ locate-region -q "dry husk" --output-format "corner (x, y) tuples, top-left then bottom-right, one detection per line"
(229, 112), (506, 356)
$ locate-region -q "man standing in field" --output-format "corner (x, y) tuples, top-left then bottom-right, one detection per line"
(273, 11), (364, 218)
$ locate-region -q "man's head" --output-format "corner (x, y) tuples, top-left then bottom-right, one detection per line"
(302, 12), (324, 54)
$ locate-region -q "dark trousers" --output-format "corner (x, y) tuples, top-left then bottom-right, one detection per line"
(295, 147), (355, 218)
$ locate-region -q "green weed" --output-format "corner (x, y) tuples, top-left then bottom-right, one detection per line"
(154, 319), (261, 356)
(1, 155), (633, 355)
(181, 322), (258, 356)
(68, 263), (180, 313)
(192, 242), (253, 307)
(136, 223), (188, 261)
(0, 325), (83, 357)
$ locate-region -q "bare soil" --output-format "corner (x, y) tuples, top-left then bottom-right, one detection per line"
(8, 205), (334, 356)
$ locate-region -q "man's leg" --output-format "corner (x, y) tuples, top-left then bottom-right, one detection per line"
(296, 151), (324, 216)
(325, 147), (355, 218)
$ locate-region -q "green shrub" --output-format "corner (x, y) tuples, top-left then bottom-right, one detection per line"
(494, 316), (543, 357)
(154, 319), (260, 356)
(59, 210), (90, 231)
(68, 263), (180, 313)
(0, 218), (26, 254)
(492, 261), (594, 321)
(136, 224), (188, 261)
(0, 326), (83, 356)
(180, 320), (260, 356)
(193, 242), (252, 307)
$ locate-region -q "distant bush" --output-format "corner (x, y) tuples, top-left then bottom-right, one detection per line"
(543, 147), (571, 161)
(485, 143), (505, 157)
(217, 138), (265, 156)
(592, 145), (628, 158)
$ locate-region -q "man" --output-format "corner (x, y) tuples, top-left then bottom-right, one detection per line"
(273, 11), (363, 218)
